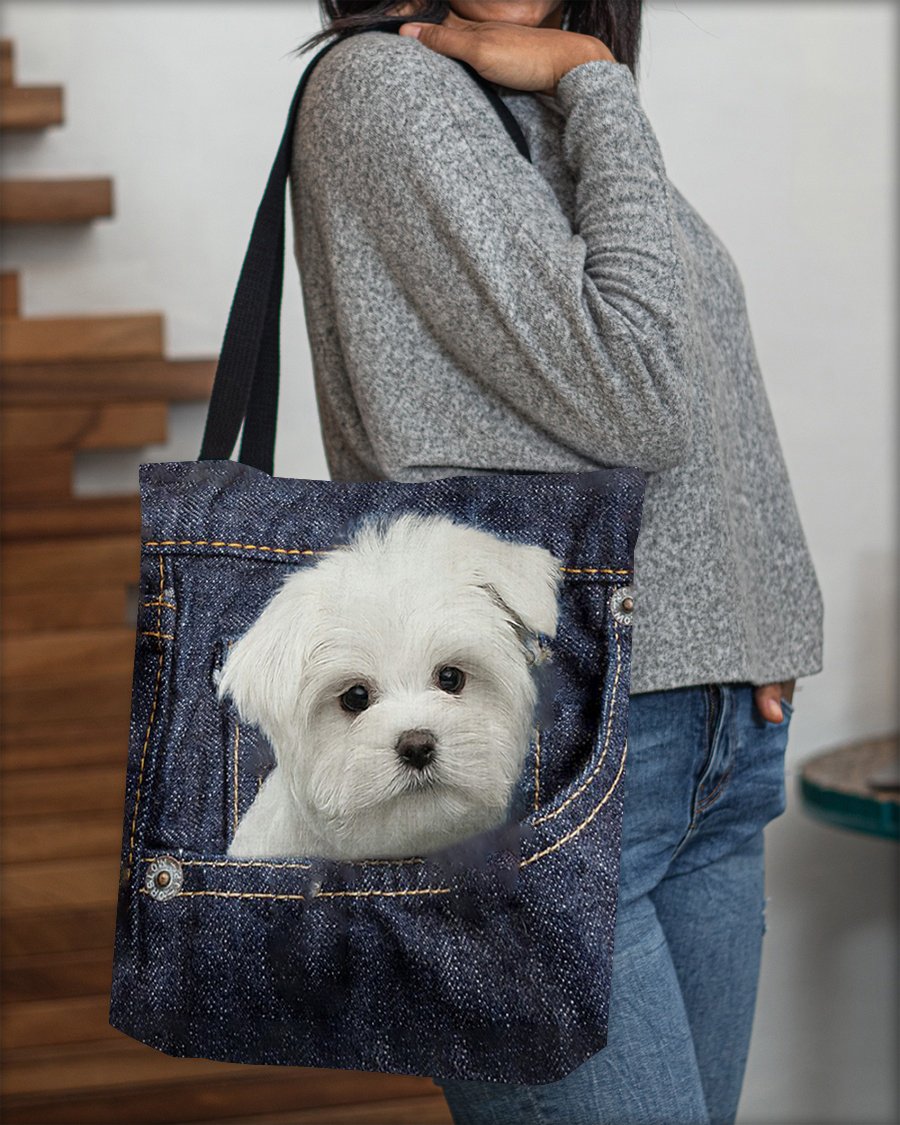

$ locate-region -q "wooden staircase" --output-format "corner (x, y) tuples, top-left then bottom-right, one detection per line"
(0, 38), (452, 1125)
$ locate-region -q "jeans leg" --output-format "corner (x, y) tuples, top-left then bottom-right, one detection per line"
(437, 893), (711, 1125)
(647, 682), (792, 1125)
(435, 684), (721, 1125)
(649, 829), (766, 1125)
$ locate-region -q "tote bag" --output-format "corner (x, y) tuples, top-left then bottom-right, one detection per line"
(109, 23), (646, 1086)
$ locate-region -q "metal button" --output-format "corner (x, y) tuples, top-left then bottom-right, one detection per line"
(610, 585), (636, 626)
(145, 856), (183, 901)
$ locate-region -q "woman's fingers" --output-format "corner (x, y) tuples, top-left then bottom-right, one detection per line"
(398, 15), (600, 95)
(754, 683), (784, 724)
(753, 678), (796, 723)
(399, 14), (482, 58)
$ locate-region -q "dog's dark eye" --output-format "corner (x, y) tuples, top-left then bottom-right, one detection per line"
(340, 684), (370, 713)
(437, 666), (466, 694)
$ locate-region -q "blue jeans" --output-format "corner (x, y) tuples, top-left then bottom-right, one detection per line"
(435, 681), (794, 1125)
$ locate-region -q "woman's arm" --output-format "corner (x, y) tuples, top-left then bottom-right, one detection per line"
(397, 8), (616, 96)
(297, 32), (694, 472)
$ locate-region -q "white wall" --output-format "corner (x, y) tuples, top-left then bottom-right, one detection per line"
(1, 2), (896, 1121)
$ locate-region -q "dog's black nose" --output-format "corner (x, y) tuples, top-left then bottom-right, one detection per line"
(396, 729), (437, 770)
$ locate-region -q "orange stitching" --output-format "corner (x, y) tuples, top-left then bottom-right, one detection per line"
(156, 555), (163, 636)
(317, 887), (451, 899)
(140, 631), (174, 640)
(143, 600), (176, 609)
(519, 739), (627, 869)
(533, 724), (542, 812)
(560, 566), (631, 575)
(144, 539), (323, 556)
(127, 553), (168, 868)
(141, 853), (427, 869)
(531, 619), (622, 828)
(142, 537), (630, 576)
(145, 856), (312, 869)
(139, 886), (452, 901)
(140, 887), (306, 901)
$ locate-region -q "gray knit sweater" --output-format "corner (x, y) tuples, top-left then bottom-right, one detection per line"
(288, 30), (824, 695)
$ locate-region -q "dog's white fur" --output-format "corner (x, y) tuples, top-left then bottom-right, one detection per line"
(217, 511), (563, 861)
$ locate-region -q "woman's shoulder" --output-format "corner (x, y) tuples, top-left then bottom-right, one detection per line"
(298, 29), (481, 141)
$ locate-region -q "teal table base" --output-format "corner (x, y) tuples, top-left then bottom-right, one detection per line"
(798, 734), (899, 841)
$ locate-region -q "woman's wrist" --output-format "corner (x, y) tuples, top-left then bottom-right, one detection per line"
(549, 39), (617, 97)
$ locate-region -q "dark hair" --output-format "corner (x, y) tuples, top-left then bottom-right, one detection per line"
(290, 2), (644, 82)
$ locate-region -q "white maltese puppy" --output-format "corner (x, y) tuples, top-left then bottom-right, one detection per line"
(217, 510), (563, 861)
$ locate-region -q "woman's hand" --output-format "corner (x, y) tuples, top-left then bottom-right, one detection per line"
(396, 9), (615, 97)
(754, 678), (796, 724)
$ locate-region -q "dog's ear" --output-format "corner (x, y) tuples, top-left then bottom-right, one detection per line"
(216, 571), (313, 744)
(469, 534), (564, 641)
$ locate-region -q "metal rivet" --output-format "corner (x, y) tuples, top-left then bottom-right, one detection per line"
(145, 856), (183, 901)
(610, 585), (636, 626)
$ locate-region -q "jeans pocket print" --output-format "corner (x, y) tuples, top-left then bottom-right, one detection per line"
(212, 636), (277, 854)
(121, 551), (178, 874)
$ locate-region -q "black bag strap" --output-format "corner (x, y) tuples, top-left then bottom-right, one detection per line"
(198, 21), (533, 474)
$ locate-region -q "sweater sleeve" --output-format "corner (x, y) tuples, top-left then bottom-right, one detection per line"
(297, 33), (694, 473)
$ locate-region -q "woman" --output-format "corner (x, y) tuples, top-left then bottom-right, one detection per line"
(288, 2), (824, 1122)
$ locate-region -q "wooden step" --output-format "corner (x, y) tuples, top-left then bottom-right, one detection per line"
(2, 947), (114, 1002)
(0, 450), (73, 503)
(1, 1036), (285, 1095)
(1, 535), (139, 595)
(0, 495), (141, 541)
(0, 1089), (450, 1125)
(2, 995), (117, 1051)
(1, 718), (130, 771)
(0, 85), (64, 131)
(0, 403), (166, 510)
(0, 313), (163, 364)
(1, 269), (19, 315)
(0, 177), (113, 224)
(1, 682), (132, 729)
(2, 810), (121, 863)
(1, 356), (216, 404)
(0, 855), (118, 916)
(2, 907), (114, 957)
(1, 765), (126, 820)
(0, 1036), (441, 1111)
(3, 587), (129, 632)
(1, 536), (138, 626)
(1, 627), (136, 729)
(1, 39), (13, 87)
(1, 402), (168, 451)
(192, 1100), (451, 1125)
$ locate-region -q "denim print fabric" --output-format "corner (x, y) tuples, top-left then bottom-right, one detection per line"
(437, 682), (794, 1124)
(109, 459), (646, 1084)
